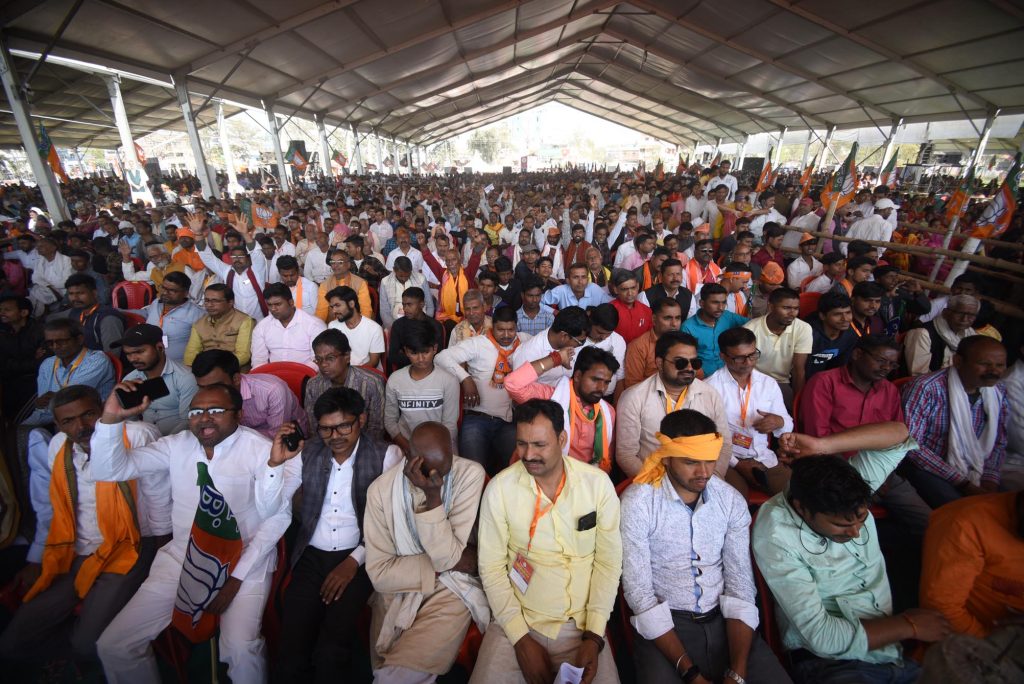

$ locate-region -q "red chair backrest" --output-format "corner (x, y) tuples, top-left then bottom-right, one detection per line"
(112, 281), (155, 309)
(893, 376), (915, 390)
(2, 259), (27, 296)
(122, 312), (147, 328)
(250, 362), (317, 401)
(105, 351), (124, 381)
(798, 291), (821, 320)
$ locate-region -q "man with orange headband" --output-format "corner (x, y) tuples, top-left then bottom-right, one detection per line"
(621, 409), (790, 684)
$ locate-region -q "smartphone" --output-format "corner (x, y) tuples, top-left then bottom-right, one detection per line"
(116, 376), (170, 409)
(282, 422), (304, 451)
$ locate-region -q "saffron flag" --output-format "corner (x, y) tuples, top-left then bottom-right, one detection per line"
(969, 152), (1020, 239)
(708, 151), (721, 168)
(943, 165), (975, 226)
(755, 148), (773, 193)
(676, 154), (687, 175)
(36, 123), (69, 183)
(288, 148), (308, 171)
(879, 150), (898, 188)
(172, 462), (242, 643)
(820, 143), (859, 210)
(654, 159), (664, 181)
(798, 162), (815, 197)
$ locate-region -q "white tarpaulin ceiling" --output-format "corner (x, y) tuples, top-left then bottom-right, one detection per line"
(2, 0), (1024, 149)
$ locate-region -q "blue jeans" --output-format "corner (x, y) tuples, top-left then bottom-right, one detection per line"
(459, 412), (516, 476)
(794, 656), (921, 684)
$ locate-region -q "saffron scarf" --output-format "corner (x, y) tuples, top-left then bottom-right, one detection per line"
(438, 268), (467, 322)
(172, 461), (242, 643)
(634, 432), (724, 488)
(486, 330), (520, 388)
(569, 385), (609, 470)
(26, 429), (139, 602)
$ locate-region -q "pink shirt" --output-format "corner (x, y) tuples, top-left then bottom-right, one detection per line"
(504, 362), (615, 467)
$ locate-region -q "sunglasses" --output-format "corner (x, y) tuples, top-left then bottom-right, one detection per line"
(671, 357), (703, 371)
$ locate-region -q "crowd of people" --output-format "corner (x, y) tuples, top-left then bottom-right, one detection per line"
(0, 162), (1022, 684)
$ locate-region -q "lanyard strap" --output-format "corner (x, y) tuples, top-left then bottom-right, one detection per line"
(527, 470), (566, 554)
(738, 377), (752, 426)
(78, 304), (99, 325)
(159, 303), (182, 327)
(665, 386), (689, 414)
(54, 348), (87, 388)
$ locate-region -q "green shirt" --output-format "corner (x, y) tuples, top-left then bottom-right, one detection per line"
(751, 438), (917, 664)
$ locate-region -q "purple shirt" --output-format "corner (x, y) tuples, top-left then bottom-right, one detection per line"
(240, 373), (309, 439)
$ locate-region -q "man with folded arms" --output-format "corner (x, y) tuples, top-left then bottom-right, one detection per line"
(473, 399), (621, 684)
(364, 422), (489, 683)
(621, 409), (790, 684)
(0, 385), (167, 667)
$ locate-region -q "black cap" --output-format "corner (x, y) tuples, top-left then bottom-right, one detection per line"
(111, 323), (163, 348)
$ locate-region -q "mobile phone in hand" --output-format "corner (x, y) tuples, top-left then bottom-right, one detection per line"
(282, 422), (304, 451)
(116, 377), (170, 409)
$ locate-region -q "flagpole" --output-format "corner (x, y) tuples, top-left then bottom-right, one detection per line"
(927, 214), (961, 282)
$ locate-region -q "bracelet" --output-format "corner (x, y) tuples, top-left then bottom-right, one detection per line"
(725, 669), (747, 684)
(549, 350), (564, 367)
(581, 630), (605, 652)
(902, 613), (919, 638)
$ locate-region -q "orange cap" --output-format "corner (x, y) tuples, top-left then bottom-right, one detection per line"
(759, 261), (784, 285)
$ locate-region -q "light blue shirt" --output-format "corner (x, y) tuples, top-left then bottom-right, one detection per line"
(25, 350), (115, 425)
(681, 311), (748, 376)
(541, 283), (611, 310)
(134, 300), (205, 364)
(125, 357), (198, 435)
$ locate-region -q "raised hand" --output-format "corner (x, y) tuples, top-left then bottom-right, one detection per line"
(268, 422), (304, 467)
(100, 381), (152, 424)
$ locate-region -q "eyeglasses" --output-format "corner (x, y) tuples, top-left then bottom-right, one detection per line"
(230, 255), (249, 261)
(187, 407), (234, 418)
(569, 333), (587, 347)
(671, 357), (703, 371)
(328, 260), (347, 266)
(313, 352), (347, 365)
(725, 349), (761, 363)
(698, 248), (715, 254)
(45, 336), (77, 346)
(317, 419), (357, 437)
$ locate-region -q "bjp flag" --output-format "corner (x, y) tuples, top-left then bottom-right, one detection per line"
(969, 152), (1019, 239)
(943, 165), (975, 226)
(820, 143), (859, 211)
(755, 148), (773, 193)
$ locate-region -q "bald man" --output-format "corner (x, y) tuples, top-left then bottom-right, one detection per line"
(364, 422), (489, 683)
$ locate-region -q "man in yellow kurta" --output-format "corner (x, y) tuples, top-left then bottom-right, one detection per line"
(365, 422), (489, 681)
(472, 399), (622, 684)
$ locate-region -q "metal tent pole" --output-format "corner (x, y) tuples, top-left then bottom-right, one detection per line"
(315, 114), (333, 180)
(0, 37), (70, 220)
(265, 104), (289, 191)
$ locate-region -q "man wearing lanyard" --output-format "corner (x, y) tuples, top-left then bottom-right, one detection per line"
(59, 273), (125, 353)
(130, 272), (203, 365)
(616, 331), (732, 479)
(849, 282), (886, 337)
(707, 327), (793, 496)
(24, 318), (116, 427)
(473, 399), (621, 684)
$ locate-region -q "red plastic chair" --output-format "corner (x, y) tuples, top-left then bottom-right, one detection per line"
(798, 291), (821, 319)
(112, 281), (155, 309)
(105, 351), (124, 380)
(250, 362), (317, 401)
(750, 508), (786, 662)
(360, 364), (387, 381)
(122, 312), (147, 328)
(893, 376), (915, 391)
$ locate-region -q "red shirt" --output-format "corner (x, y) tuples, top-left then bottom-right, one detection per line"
(799, 365), (904, 439)
(610, 299), (652, 344)
(752, 245), (785, 269)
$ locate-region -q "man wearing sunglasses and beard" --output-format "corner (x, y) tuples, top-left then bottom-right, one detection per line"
(616, 331), (732, 478)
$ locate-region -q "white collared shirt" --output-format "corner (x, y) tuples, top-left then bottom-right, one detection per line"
(89, 422), (301, 581)
(705, 368), (792, 467)
(29, 421), (167, 562)
(309, 441), (403, 564)
(251, 308), (327, 369)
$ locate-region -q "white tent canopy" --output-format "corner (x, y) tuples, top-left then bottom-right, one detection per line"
(2, 0), (1023, 149)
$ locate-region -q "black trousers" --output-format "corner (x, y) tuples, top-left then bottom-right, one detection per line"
(273, 546), (373, 684)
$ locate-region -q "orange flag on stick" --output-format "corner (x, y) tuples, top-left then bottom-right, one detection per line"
(969, 153), (1019, 239)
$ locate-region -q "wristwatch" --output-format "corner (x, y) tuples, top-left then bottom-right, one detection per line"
(679, 664), (701, 683)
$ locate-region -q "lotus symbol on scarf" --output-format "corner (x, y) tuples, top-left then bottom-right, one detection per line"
(175, 538), (230, 626)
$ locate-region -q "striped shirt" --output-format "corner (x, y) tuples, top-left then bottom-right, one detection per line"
(901, 368), (1008, 487)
